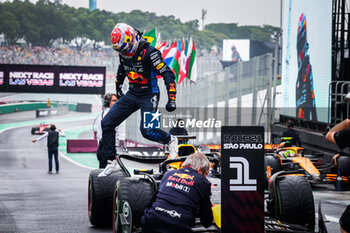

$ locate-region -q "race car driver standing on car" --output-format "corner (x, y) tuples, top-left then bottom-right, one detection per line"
(141, 152), (213, 233)
(100, 23), (178, 176)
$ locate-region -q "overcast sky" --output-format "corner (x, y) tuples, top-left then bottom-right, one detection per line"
(1, 0), (282, 28)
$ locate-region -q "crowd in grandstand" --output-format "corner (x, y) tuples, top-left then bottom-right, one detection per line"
(0, 45), (222, 78)
(0, 45), (119, 75)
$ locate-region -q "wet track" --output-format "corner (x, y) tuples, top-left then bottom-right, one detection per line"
(0, 110), (111, 233)
(0, 110), (349, 233)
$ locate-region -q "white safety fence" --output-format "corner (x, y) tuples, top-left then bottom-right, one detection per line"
(123, 53), (279, 145)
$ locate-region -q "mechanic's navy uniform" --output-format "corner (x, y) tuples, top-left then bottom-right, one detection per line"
(333, 128), (350, 149)
(141, 166), (213, 233)
(102, 39), (176, 158)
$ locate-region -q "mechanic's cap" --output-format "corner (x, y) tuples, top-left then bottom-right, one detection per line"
(340, 205), (350, 232)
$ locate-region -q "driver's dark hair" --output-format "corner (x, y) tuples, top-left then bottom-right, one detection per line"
(50, 124), (56, 130)
(183, 152), (210, 175)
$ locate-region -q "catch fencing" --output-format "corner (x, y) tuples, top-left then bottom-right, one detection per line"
(123, 53), (277, 145)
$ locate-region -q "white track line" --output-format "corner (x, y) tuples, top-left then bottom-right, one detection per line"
(1, 122), (95, 170)
(0, 124), (29, 134)
(95, 95), (102, 105)
(325, 215), (339, 223)
(59, 151), (94, 170)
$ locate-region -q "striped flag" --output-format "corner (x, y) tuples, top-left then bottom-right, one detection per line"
(171, 41), (181, 82)
(186, 37), (197, 82)
(178, 39), (187, 84)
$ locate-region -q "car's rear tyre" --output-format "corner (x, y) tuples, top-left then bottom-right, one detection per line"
(336, 155), (350, 176)
(265, 155), (281, 174)
(31, 127), (36, 135)
(274, 176), (315, 231)
(334, 155), (350, 190)
(88, 169), (125, 227)
(113, 177), (154, 233)
(265, 155), (281, 188)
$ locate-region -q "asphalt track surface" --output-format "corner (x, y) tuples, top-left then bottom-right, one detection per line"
(0, 110), (350, 233)
(0, 111), (111, 233)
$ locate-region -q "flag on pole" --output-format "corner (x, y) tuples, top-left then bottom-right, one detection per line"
(155, 32), (162, 48)
(186, 37), (197, 82)
(163, 41), (177, 64)
(171, 41), (181, 82)
(157, 42), (167, 54)
(143, 28), (157, 46)
(178, 39), (188, 84)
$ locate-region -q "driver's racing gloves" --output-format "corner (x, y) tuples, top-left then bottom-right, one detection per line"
(166, 82), (176, 112)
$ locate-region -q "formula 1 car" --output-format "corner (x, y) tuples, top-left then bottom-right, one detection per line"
(265, 137), (350, 190)
(31, 123), (50, 135)
(88, 137), (326, 232)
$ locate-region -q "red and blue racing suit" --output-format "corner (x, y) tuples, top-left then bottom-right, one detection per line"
(101, 40), (177, 159)
(141, 166), (213, 233)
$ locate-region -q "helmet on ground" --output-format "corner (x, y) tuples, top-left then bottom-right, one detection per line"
(110, 23), (139, 58)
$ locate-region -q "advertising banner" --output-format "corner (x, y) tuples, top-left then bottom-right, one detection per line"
(0, 64), (105, 94)
(221, 126), (264, 233)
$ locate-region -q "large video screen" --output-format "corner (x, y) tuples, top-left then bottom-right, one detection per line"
(223, 39), (250, 62)
(0, 64), (105, 94)
(281, 0), (332, 122)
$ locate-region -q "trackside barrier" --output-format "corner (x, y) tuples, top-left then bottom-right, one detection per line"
(0, 102), (47, 114)
(67, 139), (98, 153)
(0, 101), (82, 115)
(36, 106), (69, 118)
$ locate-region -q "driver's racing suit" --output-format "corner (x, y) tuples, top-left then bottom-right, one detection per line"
(101, 40), (177, 159)
(141, 166), (213, 233)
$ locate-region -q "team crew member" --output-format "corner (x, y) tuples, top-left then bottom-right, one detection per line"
(32, 124), (66, 174)
(282, 120), (301, 146)
(96, 93), (119, 168)
(169, 118), (188, 144)
(141, 152), (213, 233)
(340, 205), (350, 233)
(325, 120), (350, 232)
(326, 119), (350, 149)
(101, 23), (178, 167)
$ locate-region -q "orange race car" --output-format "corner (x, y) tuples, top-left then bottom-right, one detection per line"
(265, 137), (350, 190)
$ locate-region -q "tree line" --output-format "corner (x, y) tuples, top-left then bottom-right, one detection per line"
(0, 0), (280, 50)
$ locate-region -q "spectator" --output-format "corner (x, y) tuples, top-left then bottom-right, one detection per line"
(32, 124), (65, 174)
(0, 45), (119, 76)
(141, 152), (213, 233)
